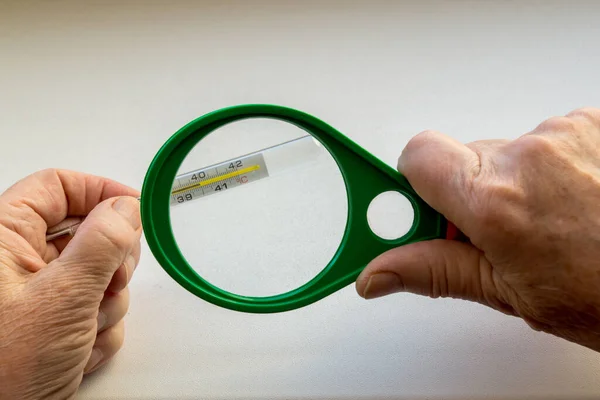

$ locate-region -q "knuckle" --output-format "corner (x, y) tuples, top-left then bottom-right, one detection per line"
(108, 264), (129, 293)
(33, 168), (59, 178)
(31, 168), (61, 191)
(566, 107), (600, 125)
(513, 134), (556, 159)
(535, 116), (577, 133)
(108, 285), (130, 306)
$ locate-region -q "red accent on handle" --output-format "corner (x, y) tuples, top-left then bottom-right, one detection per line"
(445, 221), (461, 240)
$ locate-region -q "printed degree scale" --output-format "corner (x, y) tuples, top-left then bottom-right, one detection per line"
(168, 135), (314, 206)
(45, 104), (463, 313)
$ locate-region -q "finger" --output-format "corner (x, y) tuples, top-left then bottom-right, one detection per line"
(565, 107), (600, 129)
(97, 287), (130, 333)
(521, 110), (600, 161)
(0, 169), (139, 260)
(398, 130), (480, 229)
(526, 115), (579, 137)
(523, 109), (600, 138)
(47, 196), (141, 301)
(355, 239), (515, 315)
(84, 319), (125, 375)
(1, 168), (139, 227)
(106, 239), (141, 294)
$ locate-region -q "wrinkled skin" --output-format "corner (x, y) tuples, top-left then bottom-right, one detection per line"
(0, 170), (141, 399)
(357, 107), (600, 352)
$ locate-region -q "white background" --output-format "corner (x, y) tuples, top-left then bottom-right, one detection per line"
(2, 1), (600, 399)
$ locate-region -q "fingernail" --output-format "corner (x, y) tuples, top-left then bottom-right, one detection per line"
(397, 155), (404, 172)
(113, 197), (141, 230)
(362, 272), (403, 299)
(96, 310), (107, 331)
(84, 348), (103, 373)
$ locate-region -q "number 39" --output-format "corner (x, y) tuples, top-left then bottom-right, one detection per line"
(177, 193), (193, 203)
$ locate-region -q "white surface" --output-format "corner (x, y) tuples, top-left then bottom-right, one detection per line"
(1, 1), (600, 398)
(367, 191), (414, 240)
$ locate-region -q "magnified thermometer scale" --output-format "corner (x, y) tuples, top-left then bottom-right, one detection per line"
(45, 134), (322, 240)
(170, 135), (321, 206)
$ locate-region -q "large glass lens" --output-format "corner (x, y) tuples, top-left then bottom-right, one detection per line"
(169, 118), (348, 297)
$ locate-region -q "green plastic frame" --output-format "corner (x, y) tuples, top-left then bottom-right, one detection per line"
(141, 104), (446, 313)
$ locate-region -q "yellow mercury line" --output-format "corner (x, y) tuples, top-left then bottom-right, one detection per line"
(172, 165), (260, 195)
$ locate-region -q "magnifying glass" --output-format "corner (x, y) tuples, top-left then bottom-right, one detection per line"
(47, 104), (463, 313)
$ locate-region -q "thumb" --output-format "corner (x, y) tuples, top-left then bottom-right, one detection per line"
(356, 239), (510, 312)
(45, 196), (141, 300)
(397, 130), (480, 236)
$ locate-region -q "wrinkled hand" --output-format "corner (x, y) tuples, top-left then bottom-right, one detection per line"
(0, 169), (141, 399)
(357, 107), (600, 352)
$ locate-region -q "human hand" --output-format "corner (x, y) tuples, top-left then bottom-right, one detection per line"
(356, 107), (600, 352)
(0, 169), (141, 399)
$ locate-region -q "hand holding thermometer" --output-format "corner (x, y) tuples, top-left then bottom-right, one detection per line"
(46, 104), (463, 313)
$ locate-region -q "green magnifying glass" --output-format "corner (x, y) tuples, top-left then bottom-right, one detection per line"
(141, 104), (461, 313)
